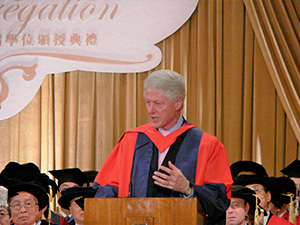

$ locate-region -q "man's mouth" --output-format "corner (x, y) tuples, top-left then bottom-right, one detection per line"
(150, 116), (159, 121)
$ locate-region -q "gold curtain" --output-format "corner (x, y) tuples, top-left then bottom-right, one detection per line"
(0, 0), (299, 177)
(243, 0), (300, 154)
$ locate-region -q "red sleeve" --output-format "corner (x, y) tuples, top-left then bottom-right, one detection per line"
(94, 132), (138, 197)
(269, 215), (294, 224)
(59, 217), (69, 225)
(195, 132), (233, 199)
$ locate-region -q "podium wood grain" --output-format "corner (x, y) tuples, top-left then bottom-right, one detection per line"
(84, 198), (207, 225)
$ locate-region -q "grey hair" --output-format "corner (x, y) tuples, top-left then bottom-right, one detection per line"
(0, 186), (8, 209)
(143, 69), (186, 104)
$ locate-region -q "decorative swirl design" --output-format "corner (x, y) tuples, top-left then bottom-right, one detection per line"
(0, 63), (37, 109)
(0, 52), (155, 64)
(0, 52), (155, 110)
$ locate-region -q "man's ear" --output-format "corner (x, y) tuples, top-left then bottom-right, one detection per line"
(175, 96), (183, 110)
(35, 204), (40, 215)
(245, 202), (250, 214)
(267, 191), (272, 203)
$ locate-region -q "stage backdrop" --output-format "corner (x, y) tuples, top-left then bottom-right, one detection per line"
(0, 0), (198, 119)
(0, 0), (299, 181)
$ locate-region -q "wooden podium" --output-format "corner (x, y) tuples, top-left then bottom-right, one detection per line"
(84, 198), (207, 225)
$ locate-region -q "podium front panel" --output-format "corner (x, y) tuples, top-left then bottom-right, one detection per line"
(84, 197), (207, 225)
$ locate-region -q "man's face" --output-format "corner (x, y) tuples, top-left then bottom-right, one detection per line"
(69, 197), (84, 225)
(145, 88), (182, 131)
(246, 184), (270, 210)
(226, 198), (249, 225)
(0, 206), (10, 225)
(9, 192), (39, 225)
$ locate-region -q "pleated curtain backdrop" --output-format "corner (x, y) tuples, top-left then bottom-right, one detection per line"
(0, 0), (299, 179)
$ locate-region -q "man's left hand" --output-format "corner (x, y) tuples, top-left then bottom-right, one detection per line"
(152, 161), (190, 194)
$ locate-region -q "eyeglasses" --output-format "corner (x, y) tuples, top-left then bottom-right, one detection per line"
(252, 187), (264, 193)
(248, 185), (264, 193)
(10, 202), (37, 212)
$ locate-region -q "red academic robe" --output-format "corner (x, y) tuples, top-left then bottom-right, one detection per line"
(268, 214), (294, 224)
(281, 210), (300, 224)
(94, 122), (233, 224)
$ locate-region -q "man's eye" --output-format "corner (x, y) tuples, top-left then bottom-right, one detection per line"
(25, 202), (32, 206)
(0, 212), (6, 216)
(232, 203), (240, 208)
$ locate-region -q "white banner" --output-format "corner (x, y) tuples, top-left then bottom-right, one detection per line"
(0, 0), (198, 120)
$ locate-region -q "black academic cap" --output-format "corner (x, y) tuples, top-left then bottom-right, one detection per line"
(270, 176), (296, 206)
(58, 186), (96, 210)
(7, 180), (49, 210)
(38, 173), (58, 197)
(83, 170), (98, 184)
(75, 197), (85, 210)
(281, 159), (300, 178)
(49, 168), (87, 188)
(0, 174), (18, 188)
(1, 161), (57, 202)
(1, 161), (40, 181)
(231, 184), (258, 216)
(234, 175), (270, 190)
(230, 161), (268, 179)
(269, 177), (290, 207)
(273, 176), (296, 197)
(234, 175), (285, 204)
(22, 162), (41, 175)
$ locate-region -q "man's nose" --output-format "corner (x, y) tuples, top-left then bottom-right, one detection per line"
(147, 103), (155, 112)
(19, 204), (28, 212)
(227, 207), (234, 213)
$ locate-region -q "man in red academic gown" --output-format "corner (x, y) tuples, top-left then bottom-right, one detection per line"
(234, 175), (293, 225)
(280, 160), (300, 224)
(94, 69), (233, 224)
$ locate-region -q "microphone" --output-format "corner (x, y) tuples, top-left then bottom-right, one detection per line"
(128, 141), (150, 197)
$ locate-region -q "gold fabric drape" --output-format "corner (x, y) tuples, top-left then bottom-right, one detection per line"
(0, 0), (299, 178)
(244, 0), (300, 145)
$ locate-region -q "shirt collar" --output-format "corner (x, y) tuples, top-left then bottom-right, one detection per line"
(158, 115), (183, 134)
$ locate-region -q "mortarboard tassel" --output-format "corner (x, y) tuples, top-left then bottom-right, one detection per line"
(253, 194), (264, 225)
(48, 184), (53, 225)
(258, 206), (264, 225)
(295, 187), (299, 217)
(283, 193), (296, 224)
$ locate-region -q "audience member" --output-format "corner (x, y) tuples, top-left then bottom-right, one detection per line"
(226, 184), (258, 225)
(0, 162), (59, 225)
(281, 160), (300, 224)
(0, 186), (10, 225)
(49, 168), (87, 225)
(268, 177), (291, 218)
(58, 187), (96, 225)
(234, 175), (293, 224)
(230, 160), (268, 179)
(7, 180), (48, 225)
(281, 159), (300, 190)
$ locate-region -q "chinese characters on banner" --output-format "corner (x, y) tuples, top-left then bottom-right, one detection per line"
(5, 32), (98, 47)
(0, 0), (198, 120)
